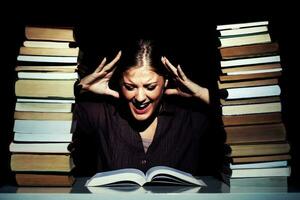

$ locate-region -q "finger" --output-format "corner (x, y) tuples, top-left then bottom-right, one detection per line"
(161, 57), (178, 81)
(177, 65), (187, 81)
(164, 88), (179, 95)
(106, 64), (118, 78)
(161, 56), (173, 74)
(164, 57), (178, 76)
(103, 51), (122, 72)
(95, 57), (107, 73)
(161, 56), (166, 65)
(107, 89), (120, 98)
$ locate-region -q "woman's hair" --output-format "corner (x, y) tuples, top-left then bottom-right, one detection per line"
(110, 39), (169, 89)
(118, 39), (168, 77)
(135, 40), (153, 68)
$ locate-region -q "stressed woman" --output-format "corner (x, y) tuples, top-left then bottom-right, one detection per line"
(72, 40), (224, 177)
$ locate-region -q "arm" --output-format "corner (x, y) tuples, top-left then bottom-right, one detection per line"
(71, 103), (100, 176)
(161, 56), (210, 104)
(76, 51), (122, 98)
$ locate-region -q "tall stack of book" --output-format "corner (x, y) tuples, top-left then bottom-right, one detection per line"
(216, 21), (291, 190)
(10, 26), (80, 186)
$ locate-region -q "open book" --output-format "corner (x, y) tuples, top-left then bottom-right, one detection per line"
(87, 185), (202, 194)
(85, 166), (206, 187)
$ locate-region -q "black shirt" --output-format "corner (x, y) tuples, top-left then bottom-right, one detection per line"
(71, 96), (225, 176)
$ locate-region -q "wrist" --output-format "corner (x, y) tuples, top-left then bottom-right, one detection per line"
(194, 87), (210, 104)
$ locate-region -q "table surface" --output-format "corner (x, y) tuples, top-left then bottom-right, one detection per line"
(1, 176), (300, 200)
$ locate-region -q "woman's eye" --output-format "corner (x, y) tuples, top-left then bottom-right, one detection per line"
(147, 85), (156, 91)
(124, 85), (134, 91)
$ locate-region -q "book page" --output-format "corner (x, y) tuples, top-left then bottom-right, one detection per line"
(85, 168), (146, 187)
(145, 166), (206, 186)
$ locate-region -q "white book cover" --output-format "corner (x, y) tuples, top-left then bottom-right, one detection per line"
(220, 26), (268, 36)
(17, 55), (78, 63)
(13, 120), (73, 134)
(16, 65), (78, 69)
(221, 55), (280, 68)
(227, 68), (282, 75)
(17, 72), (78, 80)
(225, 85), (281, 100)
(17, 98), (75, 103)
(9, 142), (70, 153)
(222, 102), (281, 115)
(14, 132), (72, 142)
(230, 161), (288, 170)
(231, 167), (291, 178)
(23, 41), (71, 48)
(217, 21), (269, 30)
(219, 33), (271, 48)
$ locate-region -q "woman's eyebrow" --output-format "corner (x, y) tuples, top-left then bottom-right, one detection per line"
(123, 82), (135, 86)
(144, 82), (158, 86)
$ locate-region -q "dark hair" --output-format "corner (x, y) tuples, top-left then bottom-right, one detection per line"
(118, 39), (168, 76)
(110, 39), (169, 90)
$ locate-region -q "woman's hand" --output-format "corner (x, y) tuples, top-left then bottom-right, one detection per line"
(161, 56), (210, 104)
(79, 51), (121, 98)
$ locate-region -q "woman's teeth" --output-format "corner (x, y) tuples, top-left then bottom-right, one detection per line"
(134, 102), (150, 109)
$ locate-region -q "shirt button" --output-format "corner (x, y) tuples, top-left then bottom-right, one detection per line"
(141, 160), (147, 165)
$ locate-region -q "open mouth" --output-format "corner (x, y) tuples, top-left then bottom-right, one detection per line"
(132, 101), (150, 110)
(131, 100), (151, 114)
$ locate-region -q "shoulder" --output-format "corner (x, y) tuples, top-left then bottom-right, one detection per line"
(162, 98), (209, 138)
(163, 97), (208, 127)
(164, 96), (207, 118)
(74, 97), (118, 118)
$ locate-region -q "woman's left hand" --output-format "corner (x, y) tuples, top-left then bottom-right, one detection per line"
(161, 56), (210, 104)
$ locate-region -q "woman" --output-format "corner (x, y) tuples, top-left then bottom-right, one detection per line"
(72, 40), (225, 177)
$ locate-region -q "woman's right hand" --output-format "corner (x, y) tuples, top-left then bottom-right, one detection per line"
(78, 51), (121, 98)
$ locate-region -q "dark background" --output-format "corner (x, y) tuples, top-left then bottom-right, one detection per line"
(1, 2), (299, 185)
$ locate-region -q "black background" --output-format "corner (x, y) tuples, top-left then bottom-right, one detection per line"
(1, 1), (299, 185)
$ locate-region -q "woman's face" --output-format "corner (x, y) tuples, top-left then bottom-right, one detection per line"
(121, 66), (167, 121)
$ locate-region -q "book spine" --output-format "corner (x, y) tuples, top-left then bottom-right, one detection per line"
(220, 55), (280, 68)
(12, 25), (79, 186)
(216, 21), (291, 179)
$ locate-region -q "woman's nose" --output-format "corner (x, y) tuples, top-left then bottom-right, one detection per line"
(135, 88), (147, 102)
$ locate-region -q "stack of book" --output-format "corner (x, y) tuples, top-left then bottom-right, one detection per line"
(216, 21), (291, 189)
(10, 26), (80, 186)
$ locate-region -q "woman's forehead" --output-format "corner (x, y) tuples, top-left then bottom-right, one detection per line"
(123, 66), (163, 83)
